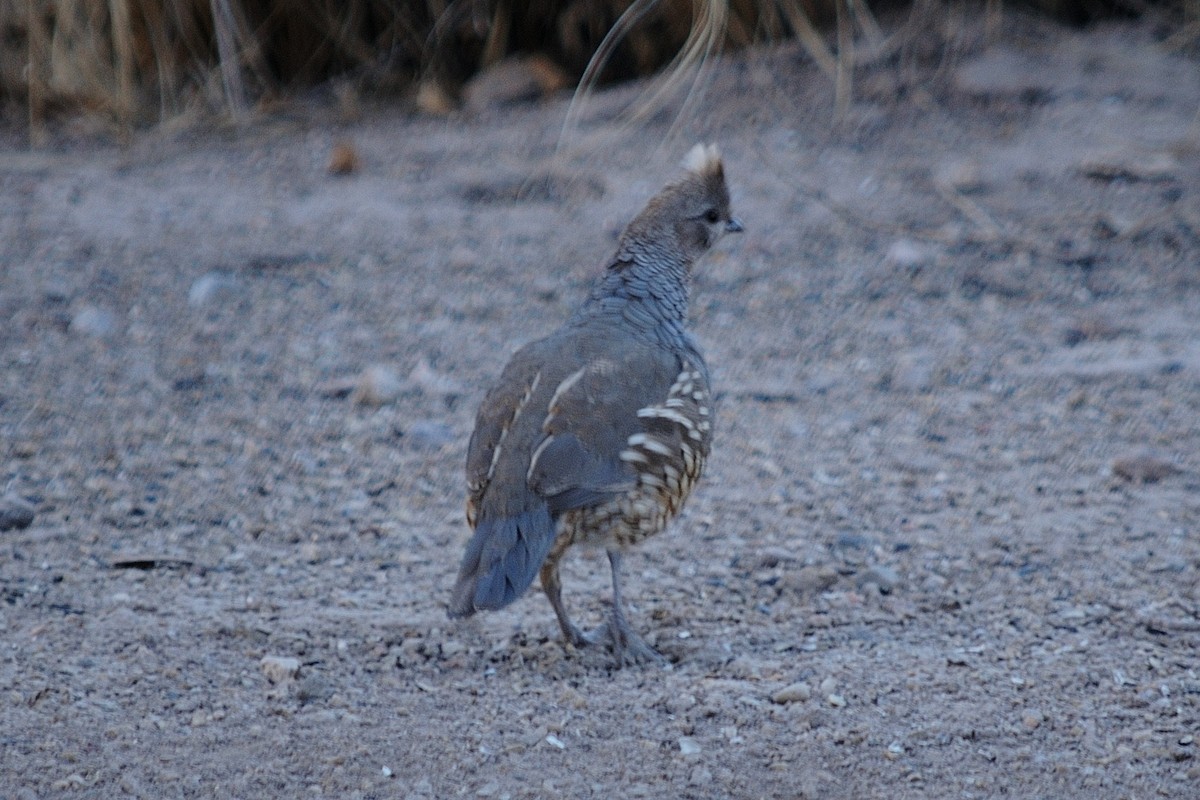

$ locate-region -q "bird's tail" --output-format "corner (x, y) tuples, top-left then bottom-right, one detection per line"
(447, 505), (557, 618)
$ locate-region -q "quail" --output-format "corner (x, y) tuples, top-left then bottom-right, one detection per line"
(448, 144), (742, 665)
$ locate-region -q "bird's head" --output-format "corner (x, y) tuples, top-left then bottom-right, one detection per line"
(622, 143), (743, 263)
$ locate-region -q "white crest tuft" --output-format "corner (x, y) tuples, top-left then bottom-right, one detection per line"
(681, 143), (723, 176)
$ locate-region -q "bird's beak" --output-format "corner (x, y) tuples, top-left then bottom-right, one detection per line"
(725, 218), (744, 234)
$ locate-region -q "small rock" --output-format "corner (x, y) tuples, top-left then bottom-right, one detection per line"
(188, 271), (238, 307)
(884, 239), (934, 269)
(1022, 712), (1042, 730)
(857, 564), (901, 594)
(1112, 453), (1181, 484)
(352, 365), (404, 407)
(888, 349), (936, 393)
(678, 737), (702, 757)
(41, 281), (71, 304)
(665, 693), (697, 714)
(11, 441), (37, 459)
(463, 55), (571, 111)
(70, 305), (116, 338)
(772, 682), (812, 704)
(935, 158), (985, 192)
(296, 673), (333, 704)
(1093, 211), (1136, 238)
(400, 420), (456, 450)
(1063, 317), (1130, 346)
(52, 774), (87, 791)
(260, 655), (301, 684)
(827, 694), (847, 708)
(1079, 151), (1179, 183)
(409, 358), (464, 396)
(0, 492), (36, 531)
(954, 47), (1051, 97)
(415, 80), (456, 115)
(819, 677), (838, 696)
(328, 141), (361, 176)
(787, 564), (839, 595)
(448, 245), (478, 271)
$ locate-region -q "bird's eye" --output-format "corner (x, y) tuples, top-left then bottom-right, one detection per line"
(704, 208), (720, 224)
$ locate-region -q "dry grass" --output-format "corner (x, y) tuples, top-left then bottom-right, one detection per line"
(0, 0), (1194, 142)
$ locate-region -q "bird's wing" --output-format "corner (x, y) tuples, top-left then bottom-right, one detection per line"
(525, 341), (691, 513)
(464, 343), (548, 527)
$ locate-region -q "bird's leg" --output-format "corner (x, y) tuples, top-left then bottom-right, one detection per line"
(539, 550), (589, 649)
(597, 549), (668, 667)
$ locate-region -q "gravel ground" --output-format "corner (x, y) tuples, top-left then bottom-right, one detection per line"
(2, 12), (1199, 799)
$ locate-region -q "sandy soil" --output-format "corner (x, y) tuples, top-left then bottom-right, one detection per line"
(2, 11), (1199, 799)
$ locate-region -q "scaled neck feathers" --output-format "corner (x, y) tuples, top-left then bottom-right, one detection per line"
(573, 235), (692, 342)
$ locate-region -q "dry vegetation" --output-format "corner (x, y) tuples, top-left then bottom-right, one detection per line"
(2, 0), (1197, 142)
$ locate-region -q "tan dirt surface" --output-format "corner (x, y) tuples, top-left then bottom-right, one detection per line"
(2, 12), (1199, 799)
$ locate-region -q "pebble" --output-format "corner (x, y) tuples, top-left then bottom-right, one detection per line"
(401, 420), (456, 450)
(1078, 151), (1179, 183)
(787, 564), (839, 595)
(415, 80), (455, 115)
(0, 492), (36, 531)
(187, 272), (239, 307)
(935, 158), (985, 192)
(409, 358), (464, 396)
(328, 141), (361, 176)
(463, 55), (571, 111)
(856, 564), (901, 594)
(678, 737), (702, 757)
(665, 693), (697, 714)
(884, 239), (934, 269)
(953, 47), (1051, 96)
(52, 774), (87, 791)
(1111, 453), (1181, 484)
(260, 655), (301, 684)
(352, 365), (404, 407)
(70, 305), (116, 338)
(448, 245), (478, 271)
(296, 673), (333, 704)
(771, 682), (812, 704)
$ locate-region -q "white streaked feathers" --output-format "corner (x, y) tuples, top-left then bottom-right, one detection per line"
(486, 370), (541, 485)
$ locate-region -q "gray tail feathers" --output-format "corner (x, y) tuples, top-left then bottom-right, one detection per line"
(448, 505), (557, 618)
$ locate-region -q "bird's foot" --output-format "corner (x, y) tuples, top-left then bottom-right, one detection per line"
(559, 621), (593, 651)
(587, 618), (669, 668)
(555, 609), (667, 668)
